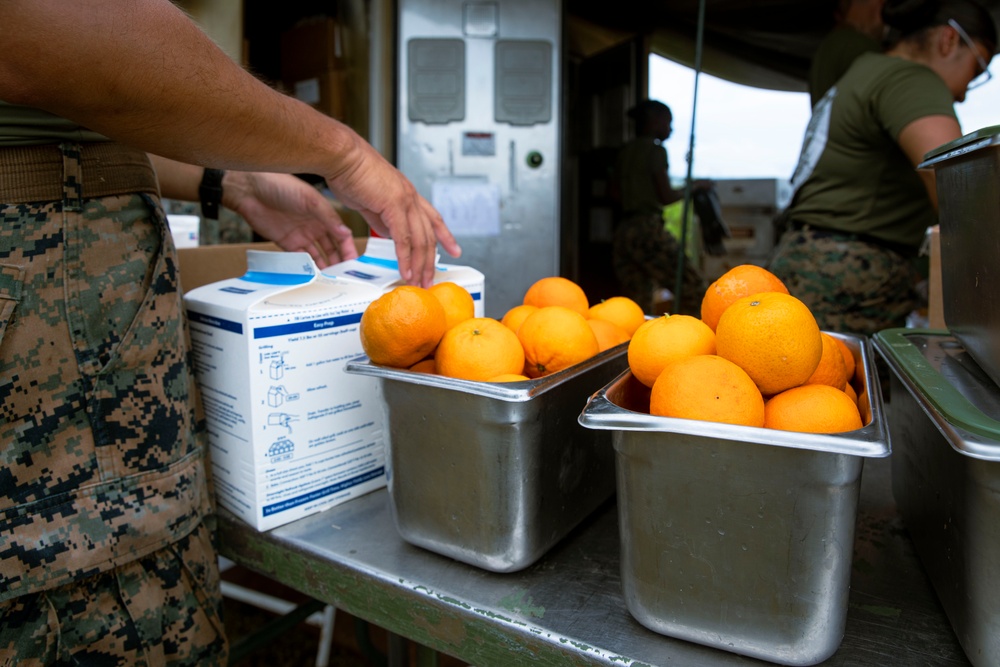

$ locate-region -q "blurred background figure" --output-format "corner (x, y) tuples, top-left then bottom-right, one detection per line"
(610, 99), (709, 315)
(809, 0), (887, 107)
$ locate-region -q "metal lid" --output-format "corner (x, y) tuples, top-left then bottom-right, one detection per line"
(919, 125), (1000, 168)
(873, 329), (1000, 460)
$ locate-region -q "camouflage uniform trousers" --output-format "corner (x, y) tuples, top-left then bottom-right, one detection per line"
(0, 143), (227, 665)
(767, 226), (921, 337)
(612, 213), (706, 316)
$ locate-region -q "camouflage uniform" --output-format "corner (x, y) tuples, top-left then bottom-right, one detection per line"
(0, 143), (227, 665)
(768, 226), (921, 336)
(613, 213), (706, 316)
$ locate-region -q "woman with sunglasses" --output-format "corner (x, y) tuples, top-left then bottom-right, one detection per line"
(769, 0), (996, 337)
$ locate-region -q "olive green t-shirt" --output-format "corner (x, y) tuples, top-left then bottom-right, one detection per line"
(0, 99), (109, 146)
(808, 26), (882, 108)
(615, 136), (668, 217)
(787, 53), (956, 250)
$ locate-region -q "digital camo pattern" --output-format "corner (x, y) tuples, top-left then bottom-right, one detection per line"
(613, 213), (706, 316)
(768, 227), (920, 336)
(0, 521), (227, 666)
(0, 144), (225, 664)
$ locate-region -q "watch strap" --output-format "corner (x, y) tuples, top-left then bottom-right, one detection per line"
(199, 168), (225, 220)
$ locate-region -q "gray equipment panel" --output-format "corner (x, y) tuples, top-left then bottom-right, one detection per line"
(408, 38), (465, 124)
(495, 40), (552, 125)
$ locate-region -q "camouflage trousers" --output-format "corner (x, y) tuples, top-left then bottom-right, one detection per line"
(612, 213), (705, 316)
(0, 143), (226, 665)
(0, 522), (225, 666)
(768, 226), (921, 336)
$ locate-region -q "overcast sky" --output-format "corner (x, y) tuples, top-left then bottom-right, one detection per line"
(650, 54), (1000, 182)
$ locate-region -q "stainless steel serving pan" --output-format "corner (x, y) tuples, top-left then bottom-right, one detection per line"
(579, 333), (889, 666)
(875, 328), (1000, 667)
(345, 343), (628, 572)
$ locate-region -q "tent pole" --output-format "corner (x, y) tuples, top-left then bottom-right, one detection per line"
(673, 0), (706, 314)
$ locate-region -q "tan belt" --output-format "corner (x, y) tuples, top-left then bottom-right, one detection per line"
(0, 142), (159, 203)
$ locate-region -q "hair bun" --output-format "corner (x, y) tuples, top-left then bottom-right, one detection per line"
(882, 0), (942, 33)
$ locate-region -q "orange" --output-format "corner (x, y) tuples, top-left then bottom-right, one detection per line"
(428, 281), (475, 331)
(843, 381), (858, 406)
(408, 358), (437, 374)
(700, 264), (789, 332)
(833, 336), (857, 383)
(587, 318), (631, 352)
(488, 373), (530, 382)
(627, 315), (716, 388)
(858, 386), (871, 425)
(805, 332), (849, 389)
(500, 304), (539, 334)
(715, 292), (822, 396)
(588, 296), (646, 336)
(523, 276), (590, 316)
(518, 306), (600, 378)
(650, 355), (765, 427)
(435, 317), (525, 382)
(360, 285), (447, 368)
(764, 384), (863, 433)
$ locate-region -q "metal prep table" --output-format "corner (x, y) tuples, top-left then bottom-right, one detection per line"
(217, 453), (969, 666)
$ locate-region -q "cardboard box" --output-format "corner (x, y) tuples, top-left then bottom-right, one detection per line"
(179, 239), (484, 531)
(177, 239), (368, 293)
(927, 225), (945, 329)
(183, 249), (387, 531)
(179, 242), (279, 292)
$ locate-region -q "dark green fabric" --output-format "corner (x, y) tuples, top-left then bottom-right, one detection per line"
(0, 100), (109, 147)
(787, 53), (956, 250)
(807, 26), (881, 108)
(614, 137), (668, 217)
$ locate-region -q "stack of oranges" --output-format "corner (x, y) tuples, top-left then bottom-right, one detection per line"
(359, 275), (642, 384)
(358, 264), (864, 435)
(631, 264), (863, 434)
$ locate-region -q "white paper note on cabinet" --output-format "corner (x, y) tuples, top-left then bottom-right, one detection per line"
(431, 178), (501, 237)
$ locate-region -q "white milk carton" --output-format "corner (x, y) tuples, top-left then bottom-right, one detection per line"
(183, 242), (487, 531)
(183, 250), (386, 531)
(324, 237), (486, 316)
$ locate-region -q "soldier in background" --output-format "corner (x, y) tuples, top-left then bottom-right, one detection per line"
(771, 0), (995, 336)
(808, 0), (887, 108)
(609, 99), (710, 316)
(0, 1), (459, 664)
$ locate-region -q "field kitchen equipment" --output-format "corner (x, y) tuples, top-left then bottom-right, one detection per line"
(579, 333), (889, 665)
(874, 329), (1000, 667)
(397, 0), (562, 318)
(919, 126), (1000, 389)
(345, 343), (627, 573)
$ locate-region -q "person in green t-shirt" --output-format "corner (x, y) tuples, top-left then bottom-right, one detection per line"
(770, 0), (996, 336)
(609, 99), (710, 316)
(808, 0), (887, 108)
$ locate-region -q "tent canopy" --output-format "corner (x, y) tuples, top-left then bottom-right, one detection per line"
(565, 0), (1000, 91)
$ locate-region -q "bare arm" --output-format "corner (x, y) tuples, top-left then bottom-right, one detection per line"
(0, 0), (459, 285)
(897, 115), (962, 212)
(149, 155), (359, 267)
(652, 169), (682, 206)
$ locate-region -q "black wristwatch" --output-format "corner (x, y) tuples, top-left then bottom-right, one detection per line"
(199, 168), (225, 220)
